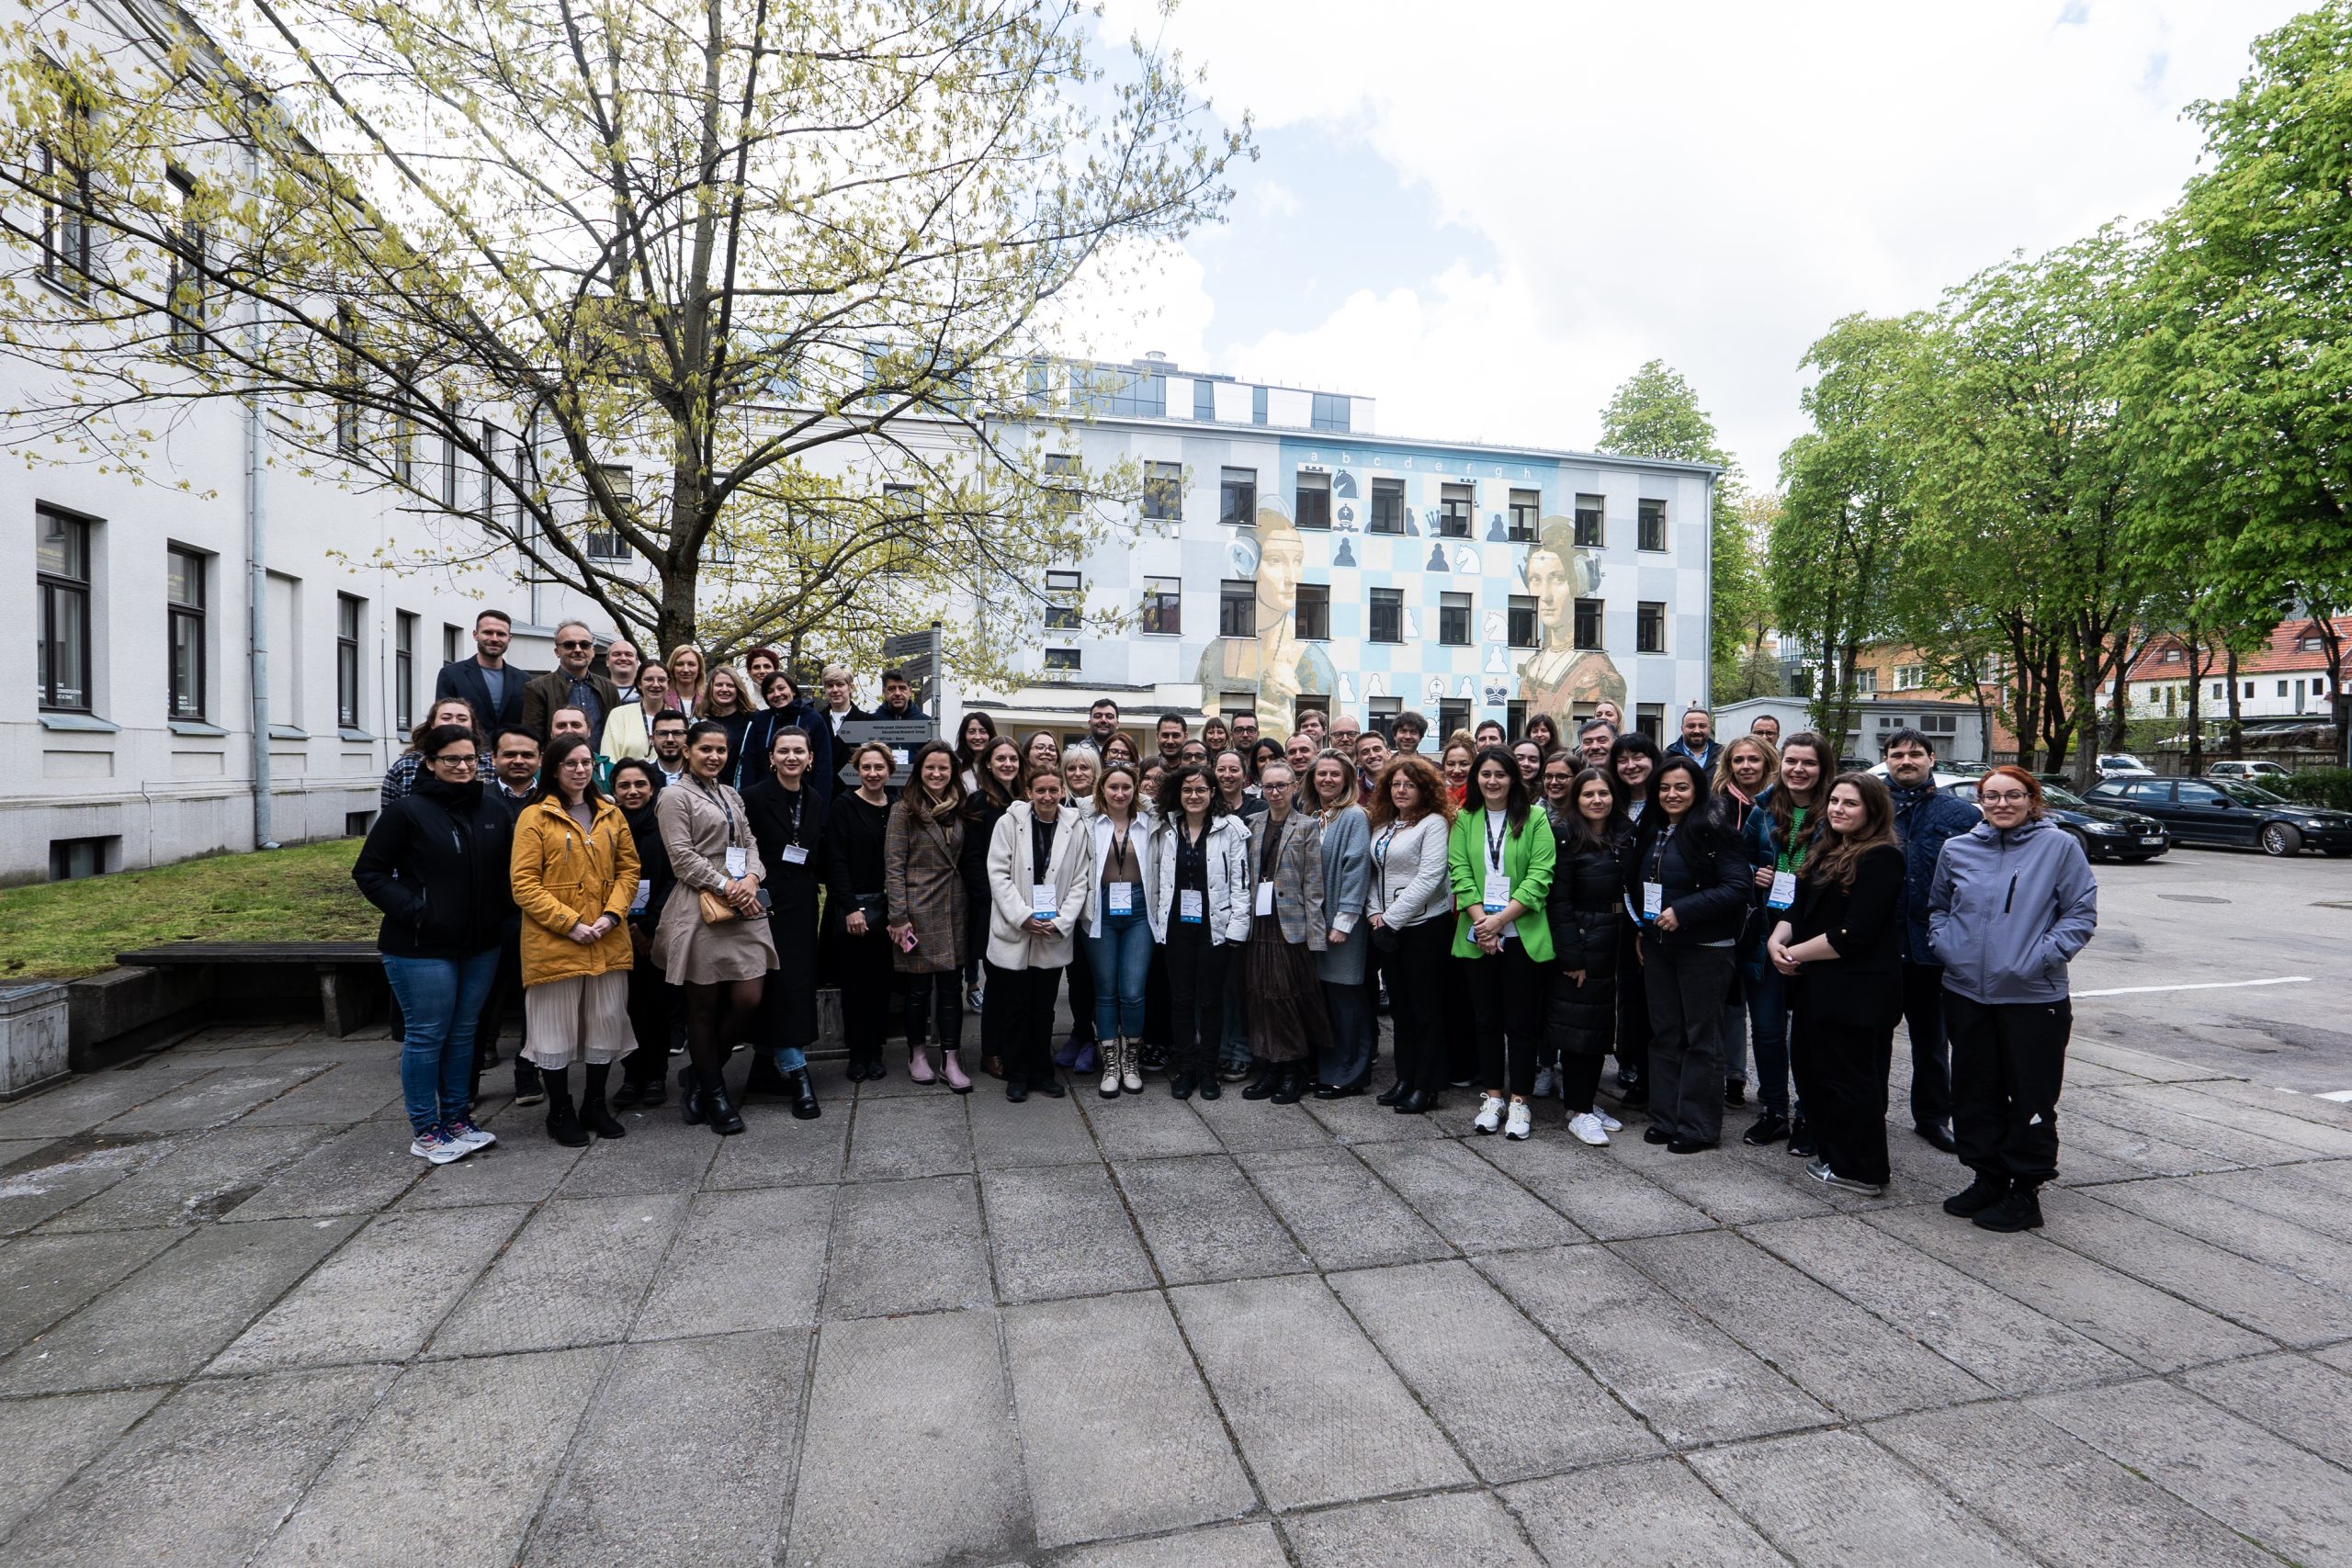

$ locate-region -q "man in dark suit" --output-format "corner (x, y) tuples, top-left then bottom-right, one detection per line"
(435, 608), (530, 731)
(521, 619), (622, 742)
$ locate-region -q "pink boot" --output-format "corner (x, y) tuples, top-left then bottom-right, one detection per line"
(908, 1045), (935, 1085)
(940, 1047), (972, 1094)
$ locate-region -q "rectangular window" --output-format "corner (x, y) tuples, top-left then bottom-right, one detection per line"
(335, 593), (364, 729)
(1295, 583), (1330, 641)
(2278, 680), (2290, 697)
(1573, 597), (1603, 651)
(166, 546), (206, 720)
(1439, 482), (1474, 538)
(1439, 592), (1472, 647)
(441, 399), (460, 507)
(1310, 392), (1351, 433)
(1219, 579), (1255, 638)
(1044, 569), (1083, 631)
(166, 169), (207, 354)
(1637, 498), (1668, 551)
(1438, 699), (1471, 743)
(1508, 490), (1540, 543)
(1370, 478), (1406, 535)
(1193, 379), (1216, 422)
(1634, 704), (1664, 741)
(2160, 647), (2183, 662)
(49, 836), (113, 882)
(36, 506), (93, 712)
(1369, 696), (1400, 738)
(1368, 587), (1403, 644)
(1574, 493), (1604, 547)
(394, 611), (416, 731)
(335, 307), (363, 455)
(1894, 662), (1927, 691)
(38, 98), (94, 294)
(1139, 576), (1182, 637)
(1044, 648), (1081, 672)
(1218, 467), (1257, 526)
(1507, 700), (1528, 740)
(1855, 668), (1879, 695)
(1507, 594), (1537, 649)
(587, 463), (631, 559)
(1251, 385), (1268, 425)
(443, 623), (461, 665)
(1295, 470), (1331, 530)
(1635, 600), (1666, 653)
(1141, 461), (1183, 521)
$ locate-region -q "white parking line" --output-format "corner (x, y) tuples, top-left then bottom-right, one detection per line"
(2074, 976), (2313, 998)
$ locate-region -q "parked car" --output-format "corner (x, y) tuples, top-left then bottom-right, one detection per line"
(2083, 775), (2352, 857)
(1948, 778), (2169, 863)
(2204, 760), (2294, 783)
(1865, 762), (1973, 791)
(2097, 753), (2154, 776)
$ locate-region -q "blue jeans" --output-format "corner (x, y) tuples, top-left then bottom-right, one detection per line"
(1086, 912), (1153, 1040)
(383, 950), (501, 1135)
(1736, 939), (1793, 1116)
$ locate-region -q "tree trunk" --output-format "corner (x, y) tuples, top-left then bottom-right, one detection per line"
(2184, 634), (2205, 773)
(2224, 648), (2244, 759)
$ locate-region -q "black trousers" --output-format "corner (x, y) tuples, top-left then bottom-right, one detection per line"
(903, 970), (965, 1053)
(469, 924), (530, 1106)
(1142, 942), (1171, 1051)
(1066, 947), (1096, 1045)
(1947, 991), (2068, 1183)
(1902, 960), (1952, 1130)
(1466, 941), (1544, 1097)
(837, 927), (896, 1054)
(1615, 920), (1651, 1085)
(1560, 1051), (1605, 1114)
(1640, 939), (1735, 1145)
(1442, 936), (1476, 1084)
(1791, 1010), (1894, 1187)
(1163, 923), (1228, 1076)
(622, 955), (672, 1086)
(1383, 919), (1454, 1094)
(987, 961), (1062, 1086)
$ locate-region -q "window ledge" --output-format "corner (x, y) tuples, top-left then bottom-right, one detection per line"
(40, 712), (119, 733)
(168, 719), (229, 738)
(269, 725), (310, 741)
(338, 728), (378, 743)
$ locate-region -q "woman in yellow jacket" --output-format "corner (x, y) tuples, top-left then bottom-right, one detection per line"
(511, 734), (641, 1146)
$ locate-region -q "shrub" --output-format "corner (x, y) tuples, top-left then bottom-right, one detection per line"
(2278, 768), (2352, 812)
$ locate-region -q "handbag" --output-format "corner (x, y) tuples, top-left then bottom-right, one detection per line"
(698, 889), (737, 925)
(1370, 921), (1401, 954)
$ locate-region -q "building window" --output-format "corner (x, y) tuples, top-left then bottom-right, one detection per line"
(1370, 478), (1406, 535)
(394, 612), (416, 731)
(1044, 569), (1082, 631)
(166, 169), (208, 354)
(1193, 380), (1216, 422)
(1044, 649), (1081, 672)
(2211, 681), (2224, 700)
(345, 810), (376, 838)
(37, 506), (93, 713)
(1506, 700), (1528, 739)
(441, 400), (460, 507)
(1369, 588), (1403, 644)
(1508, 490), (1539, 543)
(1574, 493), (1603, 547)
(1573, 597), (1603, 651)
(443, 623), (462, 664)
(1295, 471), (1331, 530)
(1141, 461), (1183, 521)
(167, 546), (207, 720)
(1139, 576), (1182, 636)
(1295, 584), (1330, 641)
(38, 97), (94, 294)
(1637, 499), (1668, 551)
(1369, 696), (1401, 738)
(49, 836), (113, 882)
(1855, 667), (1879, 694)
(1507, 595), (1537, 649)
(335, 306), (364, 455)
(1219, 468), (1257, 526)
(1438, 698), (1471, 741)
(336, 594), (364, 728)
(1439, 592), (1472, 647)
(2301, 635), (2324, 651)
(1635, 600), (1666, 653)
(1634, 704), (1664, 741)
(1894, 662), (1926, 691)
(2160, 647), (2183, 663)
(1219, 579), (1255, 638)
(587, 464), (631, 558)
(1310, 392), (1351, 433)
(1439, 483), (1473, 538)
(2278, 680), (2290, 697)
(1251, 385), (1268, 425)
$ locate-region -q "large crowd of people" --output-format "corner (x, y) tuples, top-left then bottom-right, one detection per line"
(354, 610), (2099, 1234)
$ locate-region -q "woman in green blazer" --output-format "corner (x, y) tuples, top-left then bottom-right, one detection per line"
(1449, 746), (1557, 1141)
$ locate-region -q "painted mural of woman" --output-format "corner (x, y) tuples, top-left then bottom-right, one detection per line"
(1196, 509), (1338, 734)
(1517, 518), (1626, 722)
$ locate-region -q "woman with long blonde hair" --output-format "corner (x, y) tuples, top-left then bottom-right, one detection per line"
(663, 644), (707, 717)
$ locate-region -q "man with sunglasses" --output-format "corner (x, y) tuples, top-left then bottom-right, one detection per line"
(522, 620), (621, 743)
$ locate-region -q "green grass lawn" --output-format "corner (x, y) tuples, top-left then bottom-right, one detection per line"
(0, 839), (379, 981)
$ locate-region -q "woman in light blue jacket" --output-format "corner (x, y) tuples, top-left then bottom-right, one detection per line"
(1926, 766), (2098, 1236)
(1306, 751), (1374, 1097)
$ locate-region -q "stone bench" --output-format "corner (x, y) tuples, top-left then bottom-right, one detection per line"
(115, 942), (385, 1039)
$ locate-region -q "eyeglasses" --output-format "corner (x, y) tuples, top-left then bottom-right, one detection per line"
(432, 754), (479, 769)
(1980, 790), (2030, 804)
(556, 639), (593, 651)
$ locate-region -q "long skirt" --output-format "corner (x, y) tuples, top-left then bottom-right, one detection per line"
(1244, 914), (1332, 1065)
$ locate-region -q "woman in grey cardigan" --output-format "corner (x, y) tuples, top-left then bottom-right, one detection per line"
(1306, 752), (1374, 1096)
(1241, 761), (1330, 1105)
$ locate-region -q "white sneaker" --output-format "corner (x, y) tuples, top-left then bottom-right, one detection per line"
(1504, 1101), (1532, 1141)
(1594, 1109), (1623, 1133)
(410, 1129), (468, 1165)
(1568, 1111), (1611, 1146)
(1532, 1065), (1559, 1099)
(443, 1118), (497, 1151)
(1472, 1093), (1505, 1135)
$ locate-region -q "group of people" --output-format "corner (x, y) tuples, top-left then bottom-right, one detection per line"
(355, 618), (2098, 1236)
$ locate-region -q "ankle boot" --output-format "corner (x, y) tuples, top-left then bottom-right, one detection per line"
(541, 1067), (589, 1147)
(1241, 1064), (1280, 1100)
(1121, 1037), (1143, 1095)
(704, 1070), (746, 1135)
(1100, 1037), (1124, 1099)
(680, 1064), (708, 1125)
(909, 1044), (936, 1085)
(940, 1046), (972, 1094)
(784, 1068), (821, 1121)
(579, 1064), (627, 1138)
(1269, 1064), (1306, 1105)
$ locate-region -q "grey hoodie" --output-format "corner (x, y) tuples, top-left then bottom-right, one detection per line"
(1926, 816), (2098, 1004)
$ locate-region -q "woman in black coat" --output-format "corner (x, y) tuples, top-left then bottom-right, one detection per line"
(608, 760), (676, 1109)
(743, 725), (826, 1118)
(1770, 771), (1906, 1194)
(1545, 767), (1629, 1145)
(351, 724), (515, 1165)
(824, 740), (898, 1080)
(961, 736), (1023, 1078)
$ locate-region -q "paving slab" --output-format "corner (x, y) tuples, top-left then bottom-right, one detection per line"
(2277, 1156), (2352, 1201)
(2092, 1175), (2352, 1293)
(1862, 1201), (2272, 1371)
(221, 1120), (426, 1221)
(2101, 1082), (2352, 1156)
(631, 1186), (834, 1337)
(0, 1226), (180, 1356)
(2068, 1088), (2303, 1168)
(1504, 1457), (1787, 1567)
(1744, 1214), (2138, 1393)
(786, 1308), (1026, 1568)
(554, 1114), (721, 1196)
(1112, 1156), (1308, 1285)
(1004, 1292), (1255, 1547)
(2179, 1351), (2352, 1470)
(1466, 1135), (1716, 1240)
(2032, 1377), (2352, 1568)
(2051, 1107), (2248, 1178)
(846, 1092), (975, 1179)
(38, 1122), (334, 1232)
(98, 1064), (330, 1134)
(0, 1365), (392, 1568)
(2068, 1039), (2240, 1082)
(251, 1348), (608, 1568)
(2185, 1164), (2352, 1244)
(1479, 1245), (1833, 1447)
(1076, 1091), (1223, 1159)
(1329, 1259), (1657, 1481)
(981, 1162), (1157, 1303)
(820, 1173), (992, 1319)
(1598, 1133), (1841, 1224)
(1690, 1427), (2041, 1568)
(1170, 1273), (1469, 1509)
(0, 1214), (358, 1393)
(1296, 1089), (1448, 1144)
(0, 1386), (168, 1539)
(1052, 1522), (1289, 1568)
(970, 1084), (1101, 1167)
(394, 1123), (585, 1210)
(702, 1108), (849, 1189)
(520, 1330), (803, 1567)
(2194, 1077), (2352, 1132)
(1238, 1146), (1453, 1270)
(1618, 1227), (1992, 1416)
(430, 1194), (686, 1355)
(1353, 1140), (1586, 1253)
(210, 1204), (526, 1372)
(0, 1063), (214, 1140)
(0, 1142), (150, 1235)
(232, 1060), (404, 1127)
(1204, 1100), (1340, 1154)
(1284, 1491), (1545, 1567)
(2036, 1185), (2352, 1346)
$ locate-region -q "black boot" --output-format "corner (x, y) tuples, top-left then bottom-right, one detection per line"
(1972, 1181), (2043, 1232)
(1170, 1070), (1198, 1100)
(1241, 1064), (1281, 1100)
(541, 1067), (588, 1147)
(704, 1069), (746, 1135)
(1269, 1064), (1305, 1105)
(609, 1070), (642, 1111)
(635, 1067), (667, 1108)
(580, 1064), (627, 1139)
(785, 1068), (821, 1121)
(1376, 1079), (1408, 1106)
(680, 1064), (708, 1125)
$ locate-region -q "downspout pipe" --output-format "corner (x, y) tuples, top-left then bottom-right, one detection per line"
(245, 141), (277, 850)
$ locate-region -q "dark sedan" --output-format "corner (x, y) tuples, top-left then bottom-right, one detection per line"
(1948, 778), (2169, 862)
(2082, 776), (2352, 858)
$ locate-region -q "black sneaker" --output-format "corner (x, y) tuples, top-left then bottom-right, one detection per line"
(1972, 1185), (2044, 1232)
(1724, 1079), (1747, 1108)
(1642, 1125), (1672, 1145)
(1943, 1172), (2011, 1217)
(1742, 1112), (1791, 1147)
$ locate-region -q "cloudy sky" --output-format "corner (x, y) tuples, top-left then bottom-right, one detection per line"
(1063, 0), (2307, 483)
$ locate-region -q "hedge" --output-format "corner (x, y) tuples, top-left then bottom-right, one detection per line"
(2278, 768), (2352, 812)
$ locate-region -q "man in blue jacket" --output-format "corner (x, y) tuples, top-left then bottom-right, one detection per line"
(1664, 705), (1719, 773)
(1885, 728), (1982, 1152)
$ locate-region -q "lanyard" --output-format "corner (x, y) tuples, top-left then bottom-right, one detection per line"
(1647, 819), (1678, 881)
(1108, 818), (1131, 873)
(1485, 809), (1509, 873)
(782, 787), (804, 845)
(1777, 807), (1807, 874)
(696, 780), (739, 845)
